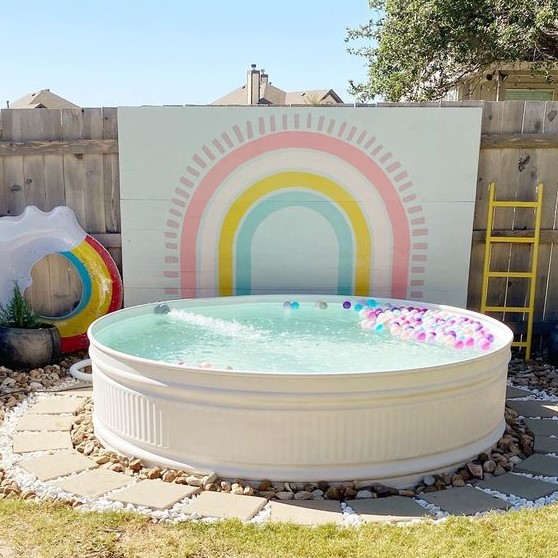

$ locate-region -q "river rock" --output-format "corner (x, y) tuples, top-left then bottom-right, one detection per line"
(276, 491), (294, 500)
(294, 491), (313, 500)
(467, 461), (484, 479)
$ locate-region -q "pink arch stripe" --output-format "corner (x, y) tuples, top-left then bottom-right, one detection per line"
(180, 131), (411, 297)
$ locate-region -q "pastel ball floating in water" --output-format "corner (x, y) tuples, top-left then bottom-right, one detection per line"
(343, 301), (352, 309)
(291, 301), (300, 310)
(283, 301), (291, 309)
(366, 299), (377, 307)
(354, 304), (363, 312)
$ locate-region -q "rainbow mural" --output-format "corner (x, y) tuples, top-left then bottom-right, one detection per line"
(118, 106), (482, 306)
(163, 114), (427, 299)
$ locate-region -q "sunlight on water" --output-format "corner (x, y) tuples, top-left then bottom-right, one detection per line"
(95, 301), (501, 374)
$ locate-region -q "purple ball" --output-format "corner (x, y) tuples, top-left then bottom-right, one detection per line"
(343, 301), (351, 309)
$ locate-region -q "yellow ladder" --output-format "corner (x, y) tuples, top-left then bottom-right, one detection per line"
(480, 182), (543, 359)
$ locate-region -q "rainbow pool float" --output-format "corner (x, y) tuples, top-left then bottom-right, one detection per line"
(0, 206), (122, 353)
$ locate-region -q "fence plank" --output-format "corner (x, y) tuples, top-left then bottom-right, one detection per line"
(468, 102), (505, 311)
(481, 133), (558, 149)
(82, 109), (106, 234)
(539, 102), (558, 321)
(0, 139), (118, 156)
(505, 102), (546, 323)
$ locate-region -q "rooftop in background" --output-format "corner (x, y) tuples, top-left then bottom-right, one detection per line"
(212, 65), (344, 106)
(9, 89), (80, 109)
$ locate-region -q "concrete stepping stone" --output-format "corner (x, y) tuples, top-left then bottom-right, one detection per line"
(108, 479), (201, 510)
(534, 436), (558, 455)
(477, 473), (558, 500)
(55, 469), (133, 498)
(523, 419), (558, 437)
(270, 500), (343, 525)
(514, 454), (558, 477)
(19, 450), (98, 482)
(185, 491), (267, 521)
(506, 386), (532, 399)
(15, 414), (73, 432)
(506, 400), (558, 418)
(349, 496), (432, 523)
(54, 387), (93, 398)
(419, 486), (509, 515)
(29, 396), (84, 415)
(12, 432), (72, 453)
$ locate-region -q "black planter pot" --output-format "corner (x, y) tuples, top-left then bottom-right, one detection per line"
(0, 324), (61, 370)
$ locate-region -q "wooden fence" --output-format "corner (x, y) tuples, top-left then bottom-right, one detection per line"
(1, 103), (558, 338)
(0, 108), (120, 316)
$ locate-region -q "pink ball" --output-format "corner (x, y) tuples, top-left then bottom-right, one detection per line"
(480, 339), (492, 351)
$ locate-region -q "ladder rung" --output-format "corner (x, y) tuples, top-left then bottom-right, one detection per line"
(486, 271), (534, 278)
(483, 306), (532, 313)
(487, 236), (537, 243)
(492, 201), (539, 208)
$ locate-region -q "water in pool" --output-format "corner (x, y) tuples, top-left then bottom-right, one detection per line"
(95, 300), (501, 373)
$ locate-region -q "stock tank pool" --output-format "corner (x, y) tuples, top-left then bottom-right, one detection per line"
(88, 295), (513, 486)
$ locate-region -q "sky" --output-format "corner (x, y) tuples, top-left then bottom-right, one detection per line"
(2, 1), (373, 108)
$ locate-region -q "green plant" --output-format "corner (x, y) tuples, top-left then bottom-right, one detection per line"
(0, 283), (41, 329)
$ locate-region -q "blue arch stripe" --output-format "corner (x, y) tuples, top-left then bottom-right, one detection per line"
(234, 190), (354, 295)
(53, 251), (92, 320)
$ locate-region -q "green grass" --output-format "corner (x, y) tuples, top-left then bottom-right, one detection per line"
(0, 499), (557, 558)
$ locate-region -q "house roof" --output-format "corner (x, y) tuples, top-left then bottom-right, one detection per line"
(285, 89), (344, 104)
(211, 69), (344, 105)
(10, 89), (80, 109)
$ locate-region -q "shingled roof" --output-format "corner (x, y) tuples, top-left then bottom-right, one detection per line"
(212, 66), (343, 106)
(10, 89), (80, 109)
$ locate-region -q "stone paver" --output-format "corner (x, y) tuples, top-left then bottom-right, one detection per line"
(12, 431), (72, 453)
(477, 473), (558, 500)
(514, 454), (558, 477)
(349, 496), (432, 523)
(506, 386), (532, 399)
(29, 396), (84, 415)
(55, 469), (134, 498)
(420, 486), (509, 515)
(15, 414), (73, 432)
(54, 387), (93, 398)
(523, 418), (558, 437)
(534, 436), (558, 455)
(270, 500), (343, 525)
(506, 400), (558, 418)
(19, 450), (98, 482)
(185, 491), (267, 521)
(108, 479), (201, 510)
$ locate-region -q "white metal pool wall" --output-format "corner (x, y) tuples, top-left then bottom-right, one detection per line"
(89, 296), (513, 486)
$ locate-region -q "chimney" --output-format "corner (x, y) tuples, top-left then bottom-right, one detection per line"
(260, 69), (268, 85)
(246, 63), (260, 105)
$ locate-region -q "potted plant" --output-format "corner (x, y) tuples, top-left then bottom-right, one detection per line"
(0, 283), (61, 370)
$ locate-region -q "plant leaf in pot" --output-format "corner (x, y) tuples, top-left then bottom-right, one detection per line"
(0, 283), (61, 370)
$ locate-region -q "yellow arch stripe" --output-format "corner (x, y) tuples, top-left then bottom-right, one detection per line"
(218, 172), (371, 296)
